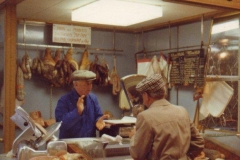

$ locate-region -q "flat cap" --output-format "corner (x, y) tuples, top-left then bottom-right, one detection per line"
(71, 70), (96, 81)
(136, 74), (165, 93)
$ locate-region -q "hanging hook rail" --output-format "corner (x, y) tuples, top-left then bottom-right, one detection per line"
(134, 28), (146, 68)
(16, 43), (123, 54)
(136, 44), (208, 55)
(168, 22), (171, 50)
(113, 28), (116, 57)
(142, 28), (145, 51)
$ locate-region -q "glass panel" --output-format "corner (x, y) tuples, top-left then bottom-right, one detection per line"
(202, 16), (239, 132)
(200, 81), (238, 131)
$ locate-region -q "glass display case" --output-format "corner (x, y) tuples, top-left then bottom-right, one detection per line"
(201, 14), (240, 132)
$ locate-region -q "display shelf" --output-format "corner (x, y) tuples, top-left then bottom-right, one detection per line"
(203, 130), (240, 159)
(206, 75), (239, 81)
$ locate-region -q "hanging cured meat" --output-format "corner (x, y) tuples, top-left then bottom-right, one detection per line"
(31, 48), (78, 87)
(51, 60), (64, 87)
(110, 56), (121, 95)
(100, 56), (110, 85)
(79, 50), (91, 70)
(31, 57), (39, 74)
(43, 48), (56, 66)
(64, 48), (78, 70)
(53, 58), (77, 87)
(16, 66), (25, 101)
(21, 53), (32, 79)
(54, 49), (62, 63)
(41, 48), (57, 80)
(89, 55), (110, 86)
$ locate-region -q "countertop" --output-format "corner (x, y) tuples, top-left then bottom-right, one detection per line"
(0, 137), (133, 160)
(0, 154), (132, 160)
(201, 130), (240, 158)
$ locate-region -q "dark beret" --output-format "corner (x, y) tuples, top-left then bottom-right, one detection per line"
(71, 70), (96, 81)
(136, 74), (165, 93)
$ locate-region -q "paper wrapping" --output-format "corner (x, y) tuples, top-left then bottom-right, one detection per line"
(137, 58), (152, 75)
(199, 81), (234, 120)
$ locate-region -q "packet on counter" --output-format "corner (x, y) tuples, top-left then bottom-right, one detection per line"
(6, 150), (14, 158)
(101, 134), (123, 145)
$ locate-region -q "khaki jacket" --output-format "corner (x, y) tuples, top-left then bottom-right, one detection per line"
(130, 99), (192, 160)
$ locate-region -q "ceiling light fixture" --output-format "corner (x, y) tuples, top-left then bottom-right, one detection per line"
(212, 19), (239, 34)
(72, 0), (162, 26)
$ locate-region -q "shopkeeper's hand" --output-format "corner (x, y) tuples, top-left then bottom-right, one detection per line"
(77, 95), (85, 115)
(96, 114), (109, 130)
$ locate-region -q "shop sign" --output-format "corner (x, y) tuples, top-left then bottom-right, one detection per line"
(52, 24), (91, 45)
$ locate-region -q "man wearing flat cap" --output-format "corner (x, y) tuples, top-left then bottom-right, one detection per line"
(55, 70), (108, 139)
(129, 74), (204, 160)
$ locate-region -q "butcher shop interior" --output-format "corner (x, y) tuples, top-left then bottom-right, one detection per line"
(0, 0), (240, 159)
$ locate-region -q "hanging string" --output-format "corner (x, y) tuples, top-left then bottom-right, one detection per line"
(168, 22), (171, 50)
(113, 28), (116, 57)
(49, 85), (53, 119)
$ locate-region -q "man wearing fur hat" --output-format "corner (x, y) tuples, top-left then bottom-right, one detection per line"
(129, 74), (204, 160)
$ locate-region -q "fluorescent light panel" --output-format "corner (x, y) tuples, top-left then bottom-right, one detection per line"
(72, 0), (162, 26)
(212, 19), (239, 34)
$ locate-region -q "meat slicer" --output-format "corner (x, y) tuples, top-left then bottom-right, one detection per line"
(9, 106), (66, 160)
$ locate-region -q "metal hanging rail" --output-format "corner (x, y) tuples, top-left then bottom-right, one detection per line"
(16, 43), (123, 55)
(17, 21), (123, 55)
(136, 44), (207, 55)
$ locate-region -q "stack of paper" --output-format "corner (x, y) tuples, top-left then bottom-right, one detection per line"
(104, 116), (136, 124)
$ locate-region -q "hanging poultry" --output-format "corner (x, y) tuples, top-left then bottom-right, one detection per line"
(16, 66), (25, 101)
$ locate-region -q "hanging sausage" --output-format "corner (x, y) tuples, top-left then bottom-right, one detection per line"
(16, 66), (25, 101)
(21, 53), (32, 79)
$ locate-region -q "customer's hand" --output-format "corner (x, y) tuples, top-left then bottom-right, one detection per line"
(193, 152), (205, 160)
(77, 95), (85, 115)
(96, 114), (109, 130)
(129, 126), (136, 138)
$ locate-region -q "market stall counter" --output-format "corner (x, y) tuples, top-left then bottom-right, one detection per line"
(202, 130), (240, 160)
(62, 137), (132, 159)
(4, 106), (133, 160)
(0, 137), (132, 160)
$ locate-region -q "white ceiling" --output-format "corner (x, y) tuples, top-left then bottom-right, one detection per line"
(15, 0), (231, 32)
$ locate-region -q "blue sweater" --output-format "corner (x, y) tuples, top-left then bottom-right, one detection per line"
(55, 89), (103, 139)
